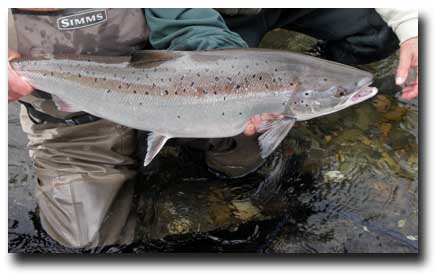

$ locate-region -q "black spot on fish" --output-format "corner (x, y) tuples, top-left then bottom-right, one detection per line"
(103, 77), (107, 81)
(294, 101), (297, 104)
(118, 84), (122, 89)
(223, 97), (226, 101)
(278, 77), (282, 81)
(145, 91), (149, 95)
(160, 78), (164, 82)
(78, 73), (81, 78)
(323, 78), (328, 82)
(239, 112), (242, 115)
(177, 115), (181, 119)
(305, 92), (309, 96)
(222, 112), (225, 116)
(164, 90), (169, 95)
(259, 76), (262, 80)
(180, 75), (184, 80)
(175, 91), (178, 95)
(274, 68), (278, 72)
(265, 60), (269, 64)
(265, 84), (269, 89)
(237, 71), (241, 76)
(94, 78), (98, 83)
(290, 82), (294, 86)
(301, 100), (304, 103)
(252, 74), (256, 78)
(213, 91), (217, 95)
(191, 81), (195, 87)
(145, 74), (149, 78)
(227, 77), (232, 81)
(137, 77), (140, 81)
(273, 78), (276, 83)
(50, 72), (53, 76)
(203, 89), (208, 94)
(197, 73), (201, 77)
(305, 104), (309, 107)
(282, 101), (286, 106)
(152, 83), (156, 88)
(106, 89), (111, 93)
(231, 65), (235, 69)
(154, 68), (157, 72)
(133, 90), (137, 94)
(215, 77), (219, 81)
(183, 88), (186, 93)
(168, 78), (172, 82)
(236, 84), (240, 89)
(246, 65), (249, 69)
(139, 102), (143, 105)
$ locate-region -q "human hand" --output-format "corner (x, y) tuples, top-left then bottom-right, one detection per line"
(396, 37), (418, 100)
(8, 49), (33, 102)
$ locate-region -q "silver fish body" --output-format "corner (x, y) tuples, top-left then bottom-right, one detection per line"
(11, 49), (377, 165)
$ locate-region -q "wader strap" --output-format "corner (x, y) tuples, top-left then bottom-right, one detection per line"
(19, 100), (101, 125)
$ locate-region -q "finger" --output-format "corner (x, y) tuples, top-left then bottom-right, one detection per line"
(8, 49), (21, 61)
(244, 124), (256, 136)
(8, 63), (33, 96)
(401, 75), (419, 100)
(396, 52), (412, 85)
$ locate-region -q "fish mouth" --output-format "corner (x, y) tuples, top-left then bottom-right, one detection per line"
(349, 79), (378, 104)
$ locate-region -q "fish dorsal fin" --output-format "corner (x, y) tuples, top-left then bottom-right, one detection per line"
(144, 133), (169, 166)
(257, 117), (296, 159)
(130, 50), (182, 68)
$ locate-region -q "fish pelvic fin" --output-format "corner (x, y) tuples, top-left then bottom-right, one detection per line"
(257, 117), (296, 159)
(144, 133), (169, 166)
(52, 95), (82, 113)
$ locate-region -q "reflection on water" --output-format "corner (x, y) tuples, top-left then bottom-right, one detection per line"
(8, 30), (418, 253)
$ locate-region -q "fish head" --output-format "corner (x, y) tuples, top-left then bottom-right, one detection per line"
(288, 63), (378, 120)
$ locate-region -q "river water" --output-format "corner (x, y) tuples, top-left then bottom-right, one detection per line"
(8, 29), (418, 254)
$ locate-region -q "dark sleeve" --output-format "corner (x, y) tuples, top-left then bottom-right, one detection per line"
(144, 8), (248, 50)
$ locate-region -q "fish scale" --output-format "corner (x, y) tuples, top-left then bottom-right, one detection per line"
(11, 48), (377, 166)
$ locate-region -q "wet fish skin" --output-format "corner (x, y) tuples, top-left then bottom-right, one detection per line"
(11, 49), (377, 166)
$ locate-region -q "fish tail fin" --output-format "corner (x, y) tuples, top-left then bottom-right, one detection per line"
(257, 117), (296, 159)
(144, 133), (169, 166)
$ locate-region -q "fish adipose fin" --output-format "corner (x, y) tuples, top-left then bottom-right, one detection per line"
(144, 133), (169, 166)
(257, 117), (296, 159)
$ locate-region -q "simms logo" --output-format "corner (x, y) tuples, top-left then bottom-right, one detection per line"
(57, 9), (107, 30)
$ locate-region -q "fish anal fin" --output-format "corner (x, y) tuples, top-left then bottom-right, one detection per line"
(130, 50), (182, 68)
(144, 133), (169, 166)
(258, 117), (296, 159)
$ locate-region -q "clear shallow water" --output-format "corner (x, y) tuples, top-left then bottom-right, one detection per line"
(8, 30), (418, 253)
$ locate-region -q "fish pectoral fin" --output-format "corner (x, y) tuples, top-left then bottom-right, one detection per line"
(52, 95), (82, 113)
(144, 133), (169, 166)
(257, 117), (296, 159)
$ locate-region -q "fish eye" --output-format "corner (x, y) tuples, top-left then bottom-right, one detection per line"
(335, 87), (347, 97)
